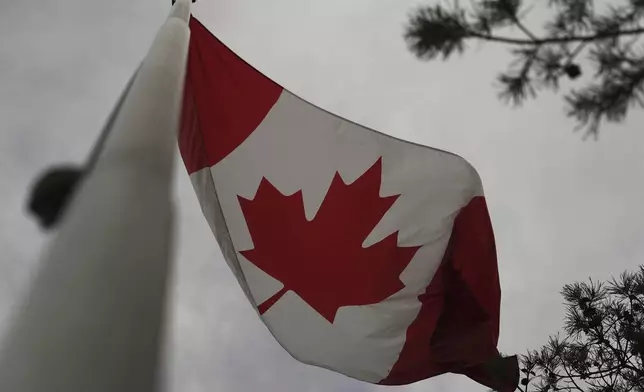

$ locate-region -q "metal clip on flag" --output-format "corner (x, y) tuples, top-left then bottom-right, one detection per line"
(0, 1), (192, 392)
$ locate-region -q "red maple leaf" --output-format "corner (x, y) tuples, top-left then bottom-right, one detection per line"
(238, 158), (420, 323)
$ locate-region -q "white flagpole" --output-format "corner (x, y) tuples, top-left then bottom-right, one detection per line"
(0, 1), (191, 391)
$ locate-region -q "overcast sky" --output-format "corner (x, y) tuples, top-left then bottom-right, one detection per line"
(2, 0), (644, 391)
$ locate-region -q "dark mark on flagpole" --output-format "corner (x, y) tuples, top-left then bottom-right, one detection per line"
(27, 68), (139, 230)
(29, 0), (194, 230)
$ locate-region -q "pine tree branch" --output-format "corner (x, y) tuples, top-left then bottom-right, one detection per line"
(565, 42), (588, 66)
(631, 295), (644, 309)
(518, 267), (644, 392)
(406, 1), (644, 136)
(590, 358), (613, 388)
(468, 26), (644, 46)
(561, 361), (587, 392)
(511, 15), (540, 42)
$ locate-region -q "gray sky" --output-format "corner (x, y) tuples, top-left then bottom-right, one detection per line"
(1, 0), (643, 391)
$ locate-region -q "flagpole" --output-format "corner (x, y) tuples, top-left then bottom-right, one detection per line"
(0, 1), (191, 391)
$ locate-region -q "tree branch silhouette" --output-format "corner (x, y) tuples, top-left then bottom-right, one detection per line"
(405, 0), (644, 138)
(467, 27), (644, 46)
(505, 266), (644, 392)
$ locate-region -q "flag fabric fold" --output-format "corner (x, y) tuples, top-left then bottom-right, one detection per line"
(179, 16), (517, 391)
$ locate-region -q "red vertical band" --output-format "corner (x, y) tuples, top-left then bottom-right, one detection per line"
(381, 196), (503, 387)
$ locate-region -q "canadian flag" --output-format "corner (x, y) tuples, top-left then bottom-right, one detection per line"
(179, 17), (518, 391)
